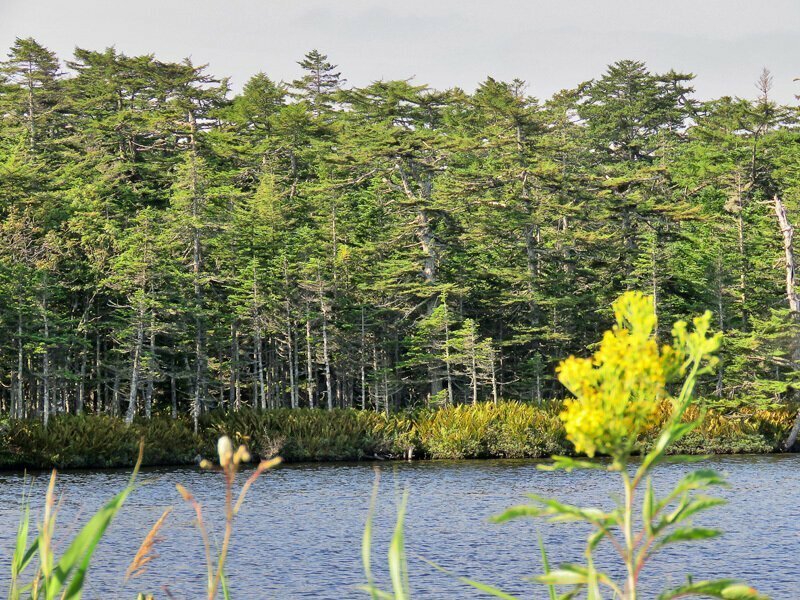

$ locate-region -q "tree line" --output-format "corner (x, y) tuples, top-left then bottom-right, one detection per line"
(1, 38), (800, 429)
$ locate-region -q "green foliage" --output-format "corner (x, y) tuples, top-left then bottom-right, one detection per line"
(203, 408), (405, 462)
(411, 402), (567, 459)
(0, 414), (199, 469)
(0, 402), (793, 470)
(9, 446), (142, 599)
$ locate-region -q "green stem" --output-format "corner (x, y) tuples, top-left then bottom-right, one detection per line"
(209, 473), (234, 599)
(622, 470), (637, 600)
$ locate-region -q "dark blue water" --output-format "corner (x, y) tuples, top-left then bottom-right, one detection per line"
(0, 454), (797, 599)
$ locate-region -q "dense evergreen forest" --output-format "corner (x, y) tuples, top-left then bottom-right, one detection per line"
(1, 37), (800, 430)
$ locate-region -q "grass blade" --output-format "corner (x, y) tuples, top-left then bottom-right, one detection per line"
(388, 490), (410, 600)
(421, 557), (521, 600)
(538, 531), (557, 600)
(362, 470), (381, 599)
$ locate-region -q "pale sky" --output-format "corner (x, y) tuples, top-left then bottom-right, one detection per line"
(2, 0), (800, 103)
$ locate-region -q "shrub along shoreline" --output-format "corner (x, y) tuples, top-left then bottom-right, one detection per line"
(0, 401), (794, 470)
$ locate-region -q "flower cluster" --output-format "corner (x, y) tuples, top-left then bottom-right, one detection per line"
(557, 292), (719, 459)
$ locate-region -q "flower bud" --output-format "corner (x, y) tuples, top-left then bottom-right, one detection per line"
(199, 459), (213, 470)
(234, 445), (251, 465)
(217, 436), (233, 468)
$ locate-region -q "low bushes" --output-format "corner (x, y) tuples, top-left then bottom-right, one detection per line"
(0, 401), (794, 469)
(412, 402), (568, 459)
(0, 414), (199, 469)
(201, 408), (406, 462)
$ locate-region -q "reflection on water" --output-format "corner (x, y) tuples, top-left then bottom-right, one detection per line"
(0, 454), (797, 599)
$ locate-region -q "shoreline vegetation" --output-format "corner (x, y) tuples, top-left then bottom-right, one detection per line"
(3, 39), (800, 453)
(1, 400), (794, 470)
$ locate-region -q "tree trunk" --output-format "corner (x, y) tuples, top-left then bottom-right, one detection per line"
(444, 305), (453, 405)
(360, 308), (367, 410)
(112, 367), (121, 417)
(125, 309), (145, 425)
(41, 292), (50, 427)
(170, 372), (177, 419)
(256, 332), (266, 410)
(17, 314), (24, 419)
(306, 316), (315, 408)
(77, 334), (87, 415)
(285, 315), (297, 410)
(95, 332), (103, 413)
(144, 314), (156, 419)
(774, 196), (799, 314)
(189, 109), (206, 432)
(775, 195), (800, 450)
(491, 348), (499, 405)
(372, 344), (380, 413)
(230, 320), (239, 410)
(470, 336), (478, 405)
(321, 291), (334, 410)
(292, 320), (300, 409)
(736, 177), (748, 326)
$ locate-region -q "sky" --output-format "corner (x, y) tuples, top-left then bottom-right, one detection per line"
(2, 0), (800, 103)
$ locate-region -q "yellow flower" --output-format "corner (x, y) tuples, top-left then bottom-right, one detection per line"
(557, 292), (718, 459)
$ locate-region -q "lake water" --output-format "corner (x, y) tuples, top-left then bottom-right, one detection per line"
(0, 454), (797, 599)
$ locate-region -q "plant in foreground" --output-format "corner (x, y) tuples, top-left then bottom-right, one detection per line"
(176, 436), (281, 600)
(363, 292), (769, 599)
(8, 443), (144, 600)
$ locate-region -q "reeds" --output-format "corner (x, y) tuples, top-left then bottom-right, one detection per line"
(125, 508), (172, 581)
(8, 441), (144, 600)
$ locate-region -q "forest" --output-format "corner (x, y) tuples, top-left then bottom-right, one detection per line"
(1, 37), (800, 432)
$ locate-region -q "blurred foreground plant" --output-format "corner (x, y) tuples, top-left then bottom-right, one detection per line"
(363, 293), (769, 599)
(8, 442), (143, 600)
(176, 436), (281, 600)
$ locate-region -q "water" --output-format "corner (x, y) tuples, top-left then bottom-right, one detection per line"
(0, 455), (797, 599)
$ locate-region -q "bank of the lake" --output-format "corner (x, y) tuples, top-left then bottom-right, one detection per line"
(0, 401), (794, 470)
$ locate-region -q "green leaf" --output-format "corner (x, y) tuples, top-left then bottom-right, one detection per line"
(421, 556), (522, 599)
(587, 529), (606, 552)
(52, 482), (137, 599)
(539, 456), (610, 472)
(492, 496), (617, 528)
(362, 476), (380, 600)
(536, 564), (615, 590)
(643, 477), (655, 535)
(672, 469), (728, 493)
(10, 498), (36, 600)
(536, 569), (589, 586)
(356, 585), (395, 600)
(491, 505), (545, 523)
(658, 579), (769, 599)
(221, 571), (231, 600)
(45, 441), (143, 600)
(640, 420), (700, 473)
(659, 527), (722, 545)
(664, 495), (727, 526)
(538, 532), (557, 600)
(388, 490), (410, 600)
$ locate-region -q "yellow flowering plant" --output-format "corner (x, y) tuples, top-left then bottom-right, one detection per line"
(361, 293), (767, 600)
(489, 292), (766, 600)
(556, 291), (715, 463)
